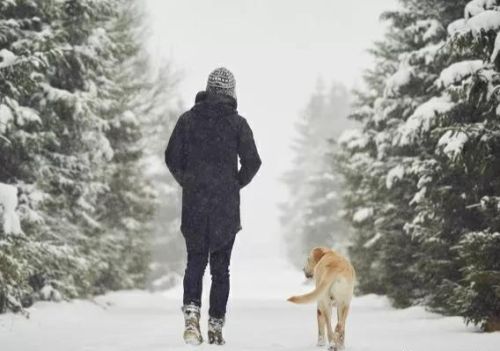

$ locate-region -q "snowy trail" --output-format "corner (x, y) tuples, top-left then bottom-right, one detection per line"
(1, 257), (499, 351)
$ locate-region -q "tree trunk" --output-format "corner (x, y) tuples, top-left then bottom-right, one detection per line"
(485, 315), (500, 332)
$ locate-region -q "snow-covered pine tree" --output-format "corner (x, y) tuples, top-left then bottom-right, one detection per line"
(91, 1), (155, 291)
(34, 0), (124, 298)
(300, 147), (350, 256)
(336, 0), (469, 306)
(0, 0), (78, 312)
(0, 0), (178, 312)
(378, 0), (500, 327)
(282, 81), (351, 267)
(415, 0), (500, 330)
(339, 0), (500, 328)
(146, 93), (185, 290)
(95, 2), (181, 290)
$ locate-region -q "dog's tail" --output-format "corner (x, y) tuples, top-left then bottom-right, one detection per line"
(287, 273), (333, 304)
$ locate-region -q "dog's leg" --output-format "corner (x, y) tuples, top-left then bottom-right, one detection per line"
(322, 302), (335, 350)
(333, 302), (349, 351)
(317, 303), (326, 347)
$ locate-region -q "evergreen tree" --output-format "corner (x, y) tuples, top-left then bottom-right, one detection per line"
(300, 150), (349, 255)
(0, 0), (82, 312)
(0, 0), (178, 312)
(282, 82), (351, 267)
(94, 1), (160, 291)
(337, 0), (470, 306)
(426, 1), (500, 330)
(146, 92), (185, 289)
(337, 0), (500, 329)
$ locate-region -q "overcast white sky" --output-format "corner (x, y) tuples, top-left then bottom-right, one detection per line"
(145, 0), (397, 259)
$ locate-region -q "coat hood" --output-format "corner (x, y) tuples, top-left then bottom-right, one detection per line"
(192, 91), (238, 118)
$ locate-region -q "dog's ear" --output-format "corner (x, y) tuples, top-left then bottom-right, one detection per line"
(312, 247), (326, 263)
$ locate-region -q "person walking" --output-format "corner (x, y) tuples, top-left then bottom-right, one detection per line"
(165, 67), (262, 345)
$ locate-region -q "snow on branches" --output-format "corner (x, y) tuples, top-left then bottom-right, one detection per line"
(466, 10), (500, 32)
(338, 129), (369, 150)
(353, 207), (374, 224)
(397, 96), (455, 145)
(464, 0), (499, 20)
(384, 64), (416, 97)
(0, 104), (14, 134)
(449, 10), (500, 36)
(386, 165), (405, 189)
(437, 60), (484, 87)
(437, 130), (469, 160)
(0, 49), (17, 69)
(0, 183), (22, 235)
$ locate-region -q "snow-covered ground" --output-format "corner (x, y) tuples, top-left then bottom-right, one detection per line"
(1, 255), (499, 351)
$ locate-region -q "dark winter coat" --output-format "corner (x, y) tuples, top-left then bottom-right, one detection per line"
(165, 91), (262, 251)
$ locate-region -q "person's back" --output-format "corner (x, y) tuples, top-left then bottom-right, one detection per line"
(182, 92), (254, 190)
(165, 67), (261, 346)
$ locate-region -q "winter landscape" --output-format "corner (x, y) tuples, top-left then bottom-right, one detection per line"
(2, 0), (500, 350)
(2, 262), (500, 351)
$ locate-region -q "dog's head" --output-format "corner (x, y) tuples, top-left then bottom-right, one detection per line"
(302, 247), (329, 279)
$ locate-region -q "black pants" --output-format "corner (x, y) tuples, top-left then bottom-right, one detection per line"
(183, 235), (235, 319)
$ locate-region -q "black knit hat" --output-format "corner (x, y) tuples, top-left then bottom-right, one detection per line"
(206, 67), (236, 100)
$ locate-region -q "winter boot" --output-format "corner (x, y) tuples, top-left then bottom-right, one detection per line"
(182, 304), (203, 345)
(208, 316), (225, 345)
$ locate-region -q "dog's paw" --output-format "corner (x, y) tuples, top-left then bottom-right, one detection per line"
(316, 337), (326, 347)
(328, 343), (344, 351)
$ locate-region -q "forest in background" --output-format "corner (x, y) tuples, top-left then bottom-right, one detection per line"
(284, 0), (500, 331)
(0, 0), (182, 313)
(281, 80), (354, 267)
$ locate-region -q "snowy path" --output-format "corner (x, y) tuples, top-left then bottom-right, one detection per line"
(1, 258), (499, 351)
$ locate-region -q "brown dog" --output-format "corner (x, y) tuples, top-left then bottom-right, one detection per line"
(288, 247), (356, 351)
